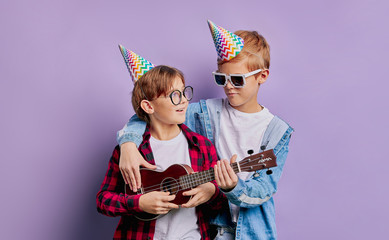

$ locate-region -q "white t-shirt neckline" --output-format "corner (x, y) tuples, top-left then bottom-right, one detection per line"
(150, 131), (201, 240)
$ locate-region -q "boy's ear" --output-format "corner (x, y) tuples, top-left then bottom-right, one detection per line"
(140, 100), (154, 114)
(256, 69), (269, 84)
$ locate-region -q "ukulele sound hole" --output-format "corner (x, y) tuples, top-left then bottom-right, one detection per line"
(160, 177), (179, 195)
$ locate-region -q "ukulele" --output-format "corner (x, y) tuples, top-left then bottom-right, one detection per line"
(125, 149), (277, 221)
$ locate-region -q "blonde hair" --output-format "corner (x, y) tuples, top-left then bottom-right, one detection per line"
(218, 30), (270, 72)
(131, 65), (185, 123)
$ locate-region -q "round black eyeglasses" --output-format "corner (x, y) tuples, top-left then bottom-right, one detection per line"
(168, 86), (193, 105)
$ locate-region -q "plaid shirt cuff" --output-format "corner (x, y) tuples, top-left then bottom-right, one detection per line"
(126, 194), (142, 212)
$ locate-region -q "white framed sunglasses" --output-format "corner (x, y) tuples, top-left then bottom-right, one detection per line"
(212, 69), (263, 88)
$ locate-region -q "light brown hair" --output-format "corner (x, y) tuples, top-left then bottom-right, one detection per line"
(218, 30), (270, 72)
(131, 65), (185, 123)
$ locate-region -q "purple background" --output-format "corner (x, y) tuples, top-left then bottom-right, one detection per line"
(1, 0), (388, 239)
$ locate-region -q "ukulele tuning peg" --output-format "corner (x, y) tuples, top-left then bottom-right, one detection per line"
(260, 145), (266, 151)
(247, 149), (254, 155)
(266, 169), (273, 175)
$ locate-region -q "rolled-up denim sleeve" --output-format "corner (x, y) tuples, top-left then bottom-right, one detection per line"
(223, 130), (292, 208)
(116, 114), (147, 147)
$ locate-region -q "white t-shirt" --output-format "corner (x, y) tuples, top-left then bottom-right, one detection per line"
(150, 131), (200, 240)
(218, 99), (274, 222)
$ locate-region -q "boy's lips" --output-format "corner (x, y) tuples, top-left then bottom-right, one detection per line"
(226, 92), (238, 96)
(176, 108), (186, 113)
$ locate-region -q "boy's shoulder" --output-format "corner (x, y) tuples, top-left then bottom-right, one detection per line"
(262, 115), (294, 151)
(107, 145), (121, 164)
(269, 114), (293, 131)
(204, 98), (224, 108)
(180, 124), (213, 147)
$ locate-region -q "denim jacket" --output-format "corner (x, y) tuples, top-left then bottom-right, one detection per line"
(117, 98), (293, 240)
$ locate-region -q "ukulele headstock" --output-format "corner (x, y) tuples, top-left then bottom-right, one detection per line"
(238, 149), (277, 172)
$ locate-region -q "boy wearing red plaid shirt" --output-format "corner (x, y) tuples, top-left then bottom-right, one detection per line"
(96, 63), (226, 240)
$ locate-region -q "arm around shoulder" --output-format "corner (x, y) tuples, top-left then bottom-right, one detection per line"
(116, 114), (156, 190)
(116, 114), (147, 147)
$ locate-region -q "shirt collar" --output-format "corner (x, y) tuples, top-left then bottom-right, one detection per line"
(143, 124), (200, 148)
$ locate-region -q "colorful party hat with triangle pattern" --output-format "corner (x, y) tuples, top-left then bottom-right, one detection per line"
(207, 20), (244, 61)
(118, 44), (154, 82)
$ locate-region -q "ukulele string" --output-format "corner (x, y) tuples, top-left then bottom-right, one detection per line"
(138, 171), (215, 194)
(138, 163), (265, 194)
(134, 156), (270, 194)
(137, 161), (266, 194)
(139, 170), (215, 193)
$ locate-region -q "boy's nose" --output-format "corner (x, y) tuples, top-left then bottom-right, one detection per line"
(180, 95), (188, 105)
(225, 80), (234, 89)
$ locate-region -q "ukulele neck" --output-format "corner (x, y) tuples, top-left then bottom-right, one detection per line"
(179, 163), (240, 189)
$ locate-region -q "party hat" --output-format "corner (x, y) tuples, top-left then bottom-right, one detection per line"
(118, 44), (154, 82)
(207, 20), (244, 61)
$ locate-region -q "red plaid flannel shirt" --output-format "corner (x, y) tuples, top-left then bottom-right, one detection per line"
(96, 124), (227, 239)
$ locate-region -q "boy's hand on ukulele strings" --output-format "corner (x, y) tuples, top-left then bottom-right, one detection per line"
(139, 191), (179, 215)
(214, 154), (238, 192)
(181, 182), (216, 208)
(119, 142), (156, 192)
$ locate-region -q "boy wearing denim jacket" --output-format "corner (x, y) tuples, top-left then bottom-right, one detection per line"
(116, 21), (293, 240)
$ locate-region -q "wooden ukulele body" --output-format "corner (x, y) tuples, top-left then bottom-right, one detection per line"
(125, 164), (195, 220)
